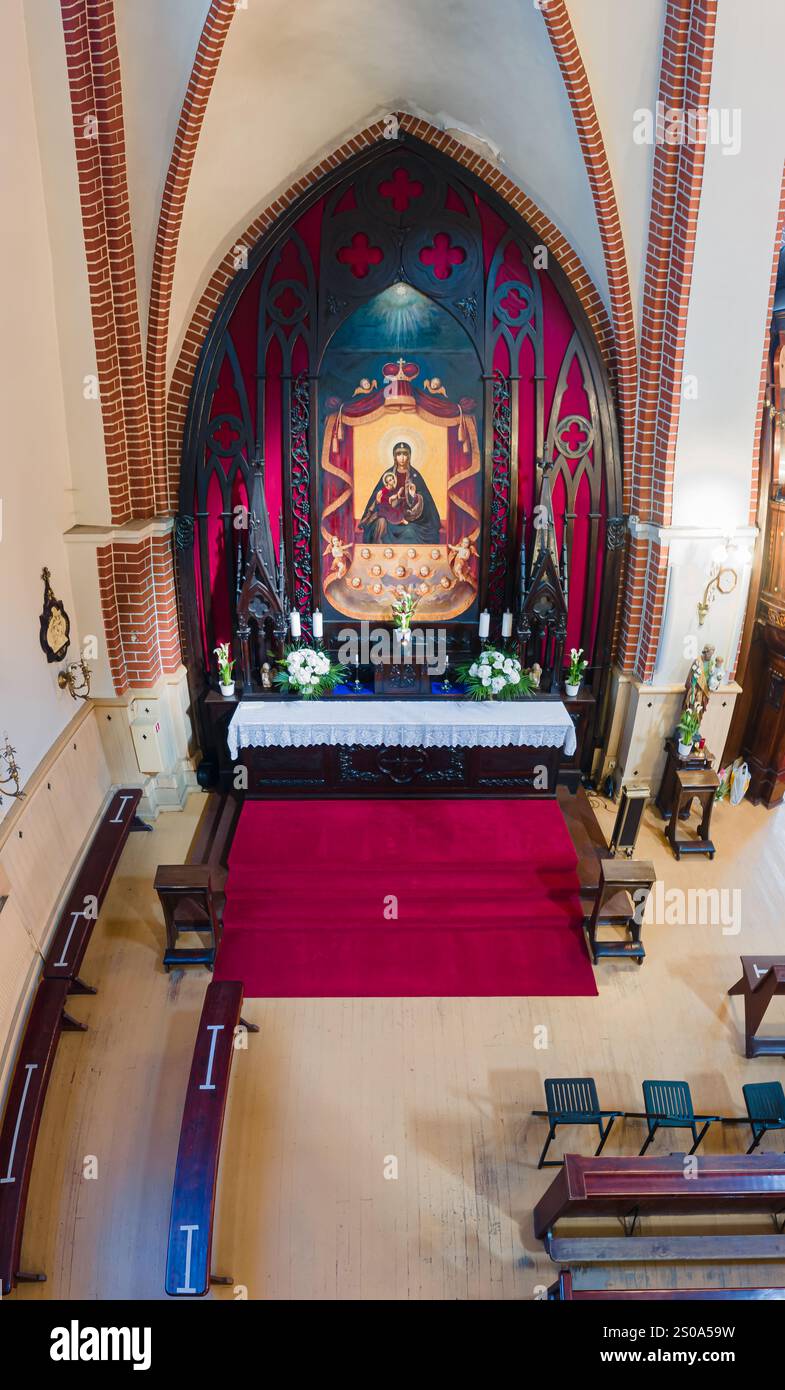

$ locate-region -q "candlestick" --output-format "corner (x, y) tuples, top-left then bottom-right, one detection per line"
(312, 610), (323, 640)
(501, 610), (513, 638)
(289, 609), (301, 639)
(478, 610), (490, 640)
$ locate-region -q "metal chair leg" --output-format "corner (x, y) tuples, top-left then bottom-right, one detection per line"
(689, 1120), (712, 1155)
(595, 1114), (617, 1156)
(639, 1123), (657, 1156)
(537, 1125), (557, 1169)
(747, 1128), (764, 1154)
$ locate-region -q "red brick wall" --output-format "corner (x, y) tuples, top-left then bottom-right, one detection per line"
(540, 0), (638, 484)
(619, 0), (718, 680)
(61, 0), (182, 690)
(146, 0), (236, 511)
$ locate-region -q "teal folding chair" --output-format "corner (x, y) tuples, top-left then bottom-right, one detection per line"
(743, 1082), (785, 1153)
(632, 1080), (720, 1156)
(532, 1077), (622, 1168)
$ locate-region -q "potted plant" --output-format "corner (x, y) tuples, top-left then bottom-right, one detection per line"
(456, 648), (534, 701)
(275, 645), (346, 699)
(565, 647), (588, 698)
(214, 641), (236, 697)
(677, 703), (702, 757)
(391, 588), (420, 644)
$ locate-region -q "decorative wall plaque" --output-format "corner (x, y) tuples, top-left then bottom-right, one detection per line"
(39, 567), (71, 663)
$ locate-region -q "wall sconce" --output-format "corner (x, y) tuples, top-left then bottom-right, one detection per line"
(0, 735), (23, 800)
(697, 537), (750, 626)
(58, 657), (92, 701)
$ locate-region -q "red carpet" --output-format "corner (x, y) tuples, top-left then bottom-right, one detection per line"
(214, 799), (597, 998)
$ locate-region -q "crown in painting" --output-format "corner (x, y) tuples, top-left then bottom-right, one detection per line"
(382, 357), (419, 409)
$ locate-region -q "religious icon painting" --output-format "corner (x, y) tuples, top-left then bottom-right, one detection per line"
(39, 566), (71, 663)
(318, 284), (483, 622)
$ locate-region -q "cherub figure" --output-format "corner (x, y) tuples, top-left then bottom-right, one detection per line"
(447, 535), (479, 586)
(323, 533), (352, 579)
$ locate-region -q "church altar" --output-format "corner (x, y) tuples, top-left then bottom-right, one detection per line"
(222, 696), (576, 797)
(227, 698), (577, 759)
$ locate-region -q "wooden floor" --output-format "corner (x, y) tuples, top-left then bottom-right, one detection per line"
(8, 787), (785, 1300)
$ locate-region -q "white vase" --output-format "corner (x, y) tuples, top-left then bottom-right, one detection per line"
(220, 681), (235, 698)
(565, 681), (580, 698)
(677, 739), (692, 757)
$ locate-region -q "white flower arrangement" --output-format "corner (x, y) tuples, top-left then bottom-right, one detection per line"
(566, 647), (588, 686)
(275, 645), (345, 700)
(456, 647), (534, 701)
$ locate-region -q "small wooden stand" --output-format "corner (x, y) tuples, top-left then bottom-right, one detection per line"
(154, 865), (223, 971)
(655, 737), (714, 820)
(584, 858), (656, 964)
(666, 768), (719, 860)
(729, 957), (785, 1058)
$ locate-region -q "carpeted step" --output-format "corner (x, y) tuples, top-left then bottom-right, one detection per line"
(216, 797), (596, 997)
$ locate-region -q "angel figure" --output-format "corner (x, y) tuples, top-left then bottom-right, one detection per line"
(447, 535), (479, 586)
(323, 533), (352, 579)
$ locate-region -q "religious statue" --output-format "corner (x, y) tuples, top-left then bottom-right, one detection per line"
(260, 662), (273, 689)
(323, 533), (352, 579)
(683, 644), (721, 718)
(447, 535), (479, 586)
(358, 441), (441, 544)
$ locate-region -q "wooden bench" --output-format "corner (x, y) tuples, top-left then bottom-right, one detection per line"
(44, 787), (142, 991)
(155, 793), (241, 971)
(548, 1270), (785, 1300)
(0, 979), (87, 1295)
(533, 1152), (785, 1243)
(165, 980), (258, 1296)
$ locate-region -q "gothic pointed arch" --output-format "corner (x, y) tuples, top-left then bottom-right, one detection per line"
(175, 135), (623, 768)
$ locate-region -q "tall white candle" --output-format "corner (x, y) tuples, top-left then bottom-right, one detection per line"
(478, 610), (490, 640)
(501, 610), (513, 638)
(289, 609), (301, 638)
(312, 610), (323, 640)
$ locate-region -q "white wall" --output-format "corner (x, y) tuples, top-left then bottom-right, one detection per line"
(0, 0), (84, 816)
(115, 0), (212, 344)
(24, 0), (111, 528)
(673, 0), (785, 531)
(569, 0), (664, 328)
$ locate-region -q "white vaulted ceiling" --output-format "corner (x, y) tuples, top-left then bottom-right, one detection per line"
(146, 0), (619, 373)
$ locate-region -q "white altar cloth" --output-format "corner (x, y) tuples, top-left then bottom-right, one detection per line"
(227, 699), (576, 759)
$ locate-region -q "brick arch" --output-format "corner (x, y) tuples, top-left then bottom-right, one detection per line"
(165, 112), (617, 508)
(540, 0), (638, 483)
(618, 0), (719, 680)
(146, 0), (237, 511)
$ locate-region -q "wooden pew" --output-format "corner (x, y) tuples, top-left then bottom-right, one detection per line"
(533, 1152), (785, 1244)
(44, 787), (142, 991)
(548, 1270), (785, 1300)
(165, 980), (257, 1296)
(0, 980), (87, 1295)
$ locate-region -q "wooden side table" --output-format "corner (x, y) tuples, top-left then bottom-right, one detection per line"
(154, 864), (224, 970)
(584, 859), (656, 964)
(666, 769), (719, 860)
(728, 957), (785, 1058)
(655, 737), (714, 820)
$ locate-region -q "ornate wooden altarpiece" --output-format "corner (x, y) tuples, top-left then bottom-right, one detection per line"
(175, 136), (623, 792)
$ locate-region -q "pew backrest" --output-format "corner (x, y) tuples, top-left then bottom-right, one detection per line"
(165, 981), (244, 1297)
(533, 1152), (785, 1240)
(44, 788), (141, 981)
(0, 979), (74, 1294)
